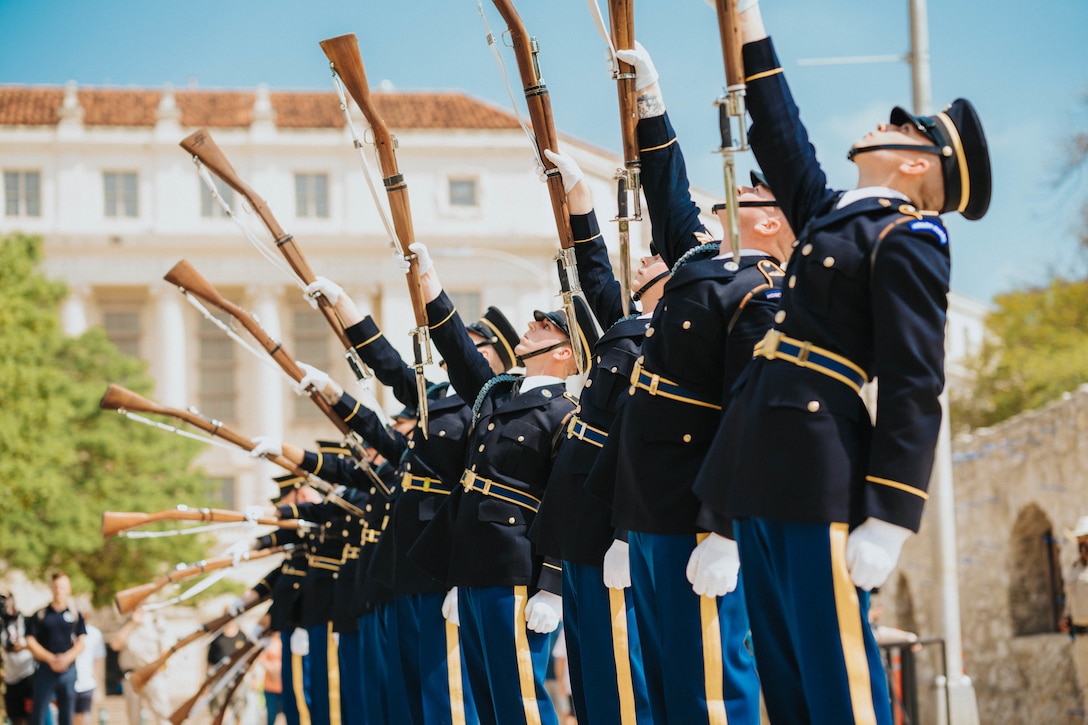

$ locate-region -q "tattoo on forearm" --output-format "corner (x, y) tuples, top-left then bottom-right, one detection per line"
(636, 92), (665, 119)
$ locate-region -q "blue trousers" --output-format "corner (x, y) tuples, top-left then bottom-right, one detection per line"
(393, 592), (478, 725)
(458, 586), (558, 725)
(735, 518), (893, 725)
(562, 562), (653, 724)
(628, 531), (761, 724)
(280, 629), (311, 725)
(305, 623), (338, 725)
(31, 666), (75, 725)
(337, 629), (364, 725)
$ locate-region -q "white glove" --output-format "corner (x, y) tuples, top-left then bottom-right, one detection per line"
(303, 276), (343, 309)
(845, 518), (913, 591)
(602, 539), (631, 590)
(227, 596), (246, 617)
(407, 242), (434, 276)
(524, 590), (562, 634)
(243, 505), (266, 525)
(543, 149), (585, 194)
(295, 362), (331, 396)
(252, 623), (267, 640)
(289, 627), (309, 656)
(223, 539), (252, 565)
(441, 587), (460, 627)
(249, 436), (282, 459)
(615, 41), (659, 91)
(391, 245), (411, 273)
(685, 533), (740, 598)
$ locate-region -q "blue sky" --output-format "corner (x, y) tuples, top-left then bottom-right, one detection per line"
(1, 0), (1086, 304)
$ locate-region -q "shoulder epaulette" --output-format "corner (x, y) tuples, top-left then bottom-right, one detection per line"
(727, 258), (786, 333)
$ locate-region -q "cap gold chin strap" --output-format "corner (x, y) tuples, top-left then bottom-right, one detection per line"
(515, 340), (570, 366)
(846, 143), (949, 162)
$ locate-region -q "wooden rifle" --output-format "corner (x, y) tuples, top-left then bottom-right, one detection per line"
(489, 0), (599, 372)
(162, 259), (385, 491)
(102, 507), (302, 538)
(178, 128), (373, 383)
(114, 545), (287, 615)
(99, 383), (364, 517)
(169, 638), (263, 725)
(127, 595), (269, 692)
(319, 34), (433, 438)
(714, 0), (747, 263)
(209, 641), (264, 725)
(607, 0), (641, 315)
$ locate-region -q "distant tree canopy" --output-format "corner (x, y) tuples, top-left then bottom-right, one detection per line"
(0, 233), (214, 606)
(951, 276), (1088, 432)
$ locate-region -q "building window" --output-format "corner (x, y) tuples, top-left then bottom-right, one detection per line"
(293, 309), (333, 421)
(1009, 504), (1063, 635)
(294, 173), (329, 218)
(4, 170), (41, 217)
(205, 476), (235, 509)
(200, 182), (235, 218)
(103, 171), (138, 218)
(197, 312), (236, 423)
(447, 292), (482, 325)
(448, 178), (478, 207)
(102, 311), (141, 359)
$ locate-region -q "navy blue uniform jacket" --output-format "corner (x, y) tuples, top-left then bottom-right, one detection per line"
(586, 113), (783, 537)
(693, 38), (950, 533)
(409, 292), (576, 594)
(530, 205), (647, 565)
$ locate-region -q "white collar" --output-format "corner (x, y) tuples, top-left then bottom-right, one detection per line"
(519, 375), (563, 394)
(713, 248), (766, 261)
(836, 186), (910, 209)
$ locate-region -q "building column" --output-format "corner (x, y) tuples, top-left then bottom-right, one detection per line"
(151, 286), (188, 408)
(248, 285), (285, 504)
(60, 285), (89, 336)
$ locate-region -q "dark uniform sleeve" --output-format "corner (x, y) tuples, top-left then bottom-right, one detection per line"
(535, 558), (564, 595)
(865, 220), (950, 531)
(252, 566), (280, 600)
(425, 291), (496, 405)
(346, 316), (420, 408)
(571, 209), (625, 327)
(331, 392), (408, 464)
(638, 113), (708, 269)
(298, 443), (379, 492)
(742, 37), (835, 237)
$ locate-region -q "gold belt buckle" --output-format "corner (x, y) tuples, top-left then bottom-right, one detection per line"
(763, 329), (781, 360)
(630, 359), (643, 386)
(461, 470), (475, 492)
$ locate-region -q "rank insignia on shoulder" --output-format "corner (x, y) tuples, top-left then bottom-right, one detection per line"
(908, 219), (949, 245)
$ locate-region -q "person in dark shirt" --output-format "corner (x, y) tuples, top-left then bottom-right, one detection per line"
(25, 572), (86, 725)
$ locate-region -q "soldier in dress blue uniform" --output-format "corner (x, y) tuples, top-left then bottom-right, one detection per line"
(399, 243), (593, 725)
(691, 3), (992, 723)
(584, 42), (794, 725)
(527, 148), (660, 725)
(230, 478), (319, 725)
(288, 284), (521, 725)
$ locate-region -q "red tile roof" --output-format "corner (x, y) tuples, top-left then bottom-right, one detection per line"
(0, 86), (520, 131)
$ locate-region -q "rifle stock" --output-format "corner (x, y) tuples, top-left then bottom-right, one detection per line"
(713, 0), (747, 262)
(209, 642), (264, 725)
(114, 545), (287, 615)
(128, 595), (269, 692)
(100, 384), (366, 517)
(102, 508), (301, 538)
(607, 0), (640, 315)
(490, 1), (574, 250)
(168, 639), (257, 725)
(320, 33), (433, 435)
(179, 128), (369, 379)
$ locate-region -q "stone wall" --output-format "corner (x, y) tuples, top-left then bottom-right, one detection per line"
(885, 384), (1088, 724)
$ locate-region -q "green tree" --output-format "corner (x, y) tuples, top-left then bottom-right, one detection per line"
(951, 276), (1088, 431)
(0, 233), (215, 606)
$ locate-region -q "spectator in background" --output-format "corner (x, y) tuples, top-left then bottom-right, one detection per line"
(72, 610), (104, 725)
(2, 589), (37, 725)
(206, 613), (249, 716)
(108, 605), (172, 725)
(256, 618), (283, 725)
(25, 572), (86, 725)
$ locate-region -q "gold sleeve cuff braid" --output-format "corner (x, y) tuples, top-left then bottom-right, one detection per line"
(341, 399), (362, 423)
(429, 307), (457, 330)
(353, 331), (382, 349)
(639, 137), (678, 154)
(866, 475), (928, 501)
(746, 68), (783, 82)
(573, 232), (604, 245)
